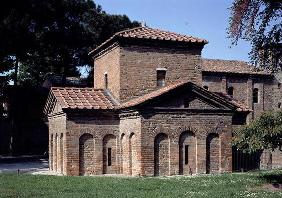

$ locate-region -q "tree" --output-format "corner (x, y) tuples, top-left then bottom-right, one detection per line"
(0, 0), (140, 86)
(228, 0), (282, 72)
(233, 111), (282, 153)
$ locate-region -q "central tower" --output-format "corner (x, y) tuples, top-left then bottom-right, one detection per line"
(89, 27), (208, 102)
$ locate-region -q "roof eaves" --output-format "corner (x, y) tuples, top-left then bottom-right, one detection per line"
(202, 70), (272, 76)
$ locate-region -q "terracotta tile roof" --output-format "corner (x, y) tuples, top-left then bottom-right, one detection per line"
(120, 81), (187, 108)
(213, 92), (252, 112)
(202, 59), (270, 75)
(120, 81), (251, 112)
(51, 87), (118, 110)
(89, 27), (208, 55)
(48, 84), (250, 112)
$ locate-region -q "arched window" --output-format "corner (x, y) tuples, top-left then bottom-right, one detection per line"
(253, 88), (259, 104)
(179, 131), (196, 175)
(227, 87), (234, 97)
(203, 85), (209, 90)
(103, 134), (117, 174)
(278, 102), (281, 109)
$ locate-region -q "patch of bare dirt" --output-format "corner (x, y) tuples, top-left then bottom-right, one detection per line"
(260, 183), (282, 192)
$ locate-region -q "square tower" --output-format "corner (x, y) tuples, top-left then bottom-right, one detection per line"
(89, 27), (208, 102)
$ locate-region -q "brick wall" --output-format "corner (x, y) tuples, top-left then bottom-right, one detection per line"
(79, 133), (94, 175)
(206, 133), (220, 173)
(139, 112), (233, 176)
(64, 112), (120, 176)
(119, 113), (142, 176)
(94, 43), (203, 103)
(48, 113), (66, 174)
(119, 45), (203, 102)
(202, 74), (275, 120)
(179, 131), (196, 175)
(48, 105), (234, 177)
(94, 44), (121, 99)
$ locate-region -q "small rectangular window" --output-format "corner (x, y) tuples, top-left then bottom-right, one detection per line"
(104, 73), (108, 89)
(107, 148), (112, 166)
(157, 69), (166, 87)
(185, 145), (189, 165)
(253, 88), (259, 104)
(227, 87), (234, 97)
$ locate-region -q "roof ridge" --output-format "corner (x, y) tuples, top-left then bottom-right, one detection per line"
(115, 26), (143, 36)
(51, 87), (104, 91)
(89, 26), (208, 56)
(202, 58), (270, 75)
(103, 90), (120, 106)
(203, 58), (248, 63)
(151, 27), (203, 40)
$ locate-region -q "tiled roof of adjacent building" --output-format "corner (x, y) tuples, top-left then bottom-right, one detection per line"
(202, 59), (270, 75)
(89, 27), (208, 56)
(50, 87), (119, 110)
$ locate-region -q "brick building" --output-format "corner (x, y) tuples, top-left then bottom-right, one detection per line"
(45, 27), (281, 176)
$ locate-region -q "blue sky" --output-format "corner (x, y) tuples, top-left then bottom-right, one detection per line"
(95, 0), (252, 62)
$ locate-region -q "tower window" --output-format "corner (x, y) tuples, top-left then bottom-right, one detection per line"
(107, 148), (112, 166)
(203, 85), (209, 90)
(278, 102), (281, 109)
(185, 145), (189, 165)
(104, 73), (108, 89)
(227, 86), (234, 97)
(253, 88), (259, 104)
(156, 69), (166, 87)
(278, 83), (281, 89)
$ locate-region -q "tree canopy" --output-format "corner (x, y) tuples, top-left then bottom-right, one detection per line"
(228, 0), (282, 72)
(0, 0), (140, 86)
(233, 111), (282, 153)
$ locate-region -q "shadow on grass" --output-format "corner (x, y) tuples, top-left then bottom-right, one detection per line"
(258, 171), (282, 190)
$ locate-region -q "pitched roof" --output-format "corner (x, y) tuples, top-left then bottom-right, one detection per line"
(89, 27), (208, 56)
(49, 87), (119, 110)
(202, 59), (270, 75)
(213, 92), (252, 112)
(121, 81), (251, 112)
(46, 82), (251, 113)
(120, 81), (187, 108)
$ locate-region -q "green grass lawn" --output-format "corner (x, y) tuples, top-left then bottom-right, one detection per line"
(0, 170), (281, 198)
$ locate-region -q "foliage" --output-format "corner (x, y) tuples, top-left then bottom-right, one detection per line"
(228, 0), (282, 72)
(0, 0), (139, 86)
(233, 111), (282, 153)
(0, 170), (282, 197)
